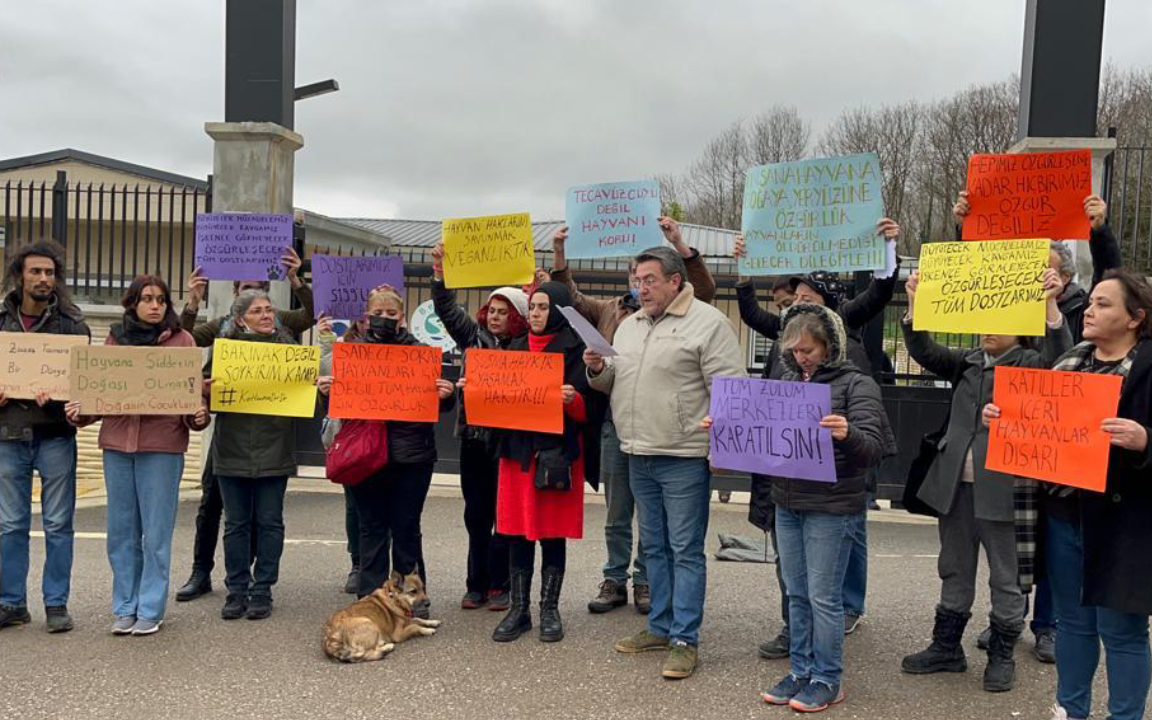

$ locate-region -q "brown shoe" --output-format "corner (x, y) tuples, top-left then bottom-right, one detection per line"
(615, 629), (670, 653)
(588, 579), (627, 613)
(633, 583), (651, 615)
(662, 641), (698, 679)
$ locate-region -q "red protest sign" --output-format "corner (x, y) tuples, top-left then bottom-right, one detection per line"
(329, 342), (443, 422)
(986, 366), (1120, 492)
(963, 150), (1092, 240)
(463, 348), (563, 434)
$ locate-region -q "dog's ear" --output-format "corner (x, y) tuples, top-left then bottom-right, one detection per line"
(388, 570), (402, 586)
(404, 570), (423, 590)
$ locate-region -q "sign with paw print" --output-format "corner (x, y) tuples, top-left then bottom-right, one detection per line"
(195, 213), (293, 282)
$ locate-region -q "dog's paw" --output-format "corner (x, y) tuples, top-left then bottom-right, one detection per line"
(382, 643), (396, 653)
(425, 619), (442, 628)
(420, 627), (436, 636)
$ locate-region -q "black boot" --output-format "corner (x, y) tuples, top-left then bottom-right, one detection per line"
(492, 568), (533, 642)
(175, 570), (212, 602)
(983, 620), (1021, 692)
(538, 566), (565, 643)
(901, 606), (970, 674)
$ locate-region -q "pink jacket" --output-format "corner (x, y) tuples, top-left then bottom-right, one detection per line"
(76, 329), (209, 454)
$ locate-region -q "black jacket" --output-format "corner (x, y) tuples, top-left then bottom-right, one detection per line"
(764, 305), (895, 515)
(0, 291), (91, 441)
(1057, 223), (1123, 344)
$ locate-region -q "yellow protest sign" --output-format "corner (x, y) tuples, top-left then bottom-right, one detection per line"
(913, 239), (1049, 336)
(441, 212), (535, 288)
(210, 338), (319, 418)
(0, 332), (89, 400)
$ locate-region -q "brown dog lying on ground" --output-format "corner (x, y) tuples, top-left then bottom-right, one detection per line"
(323, 571), (441, 663)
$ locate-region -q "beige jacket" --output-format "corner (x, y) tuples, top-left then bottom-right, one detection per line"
(588, 283), (746, 457)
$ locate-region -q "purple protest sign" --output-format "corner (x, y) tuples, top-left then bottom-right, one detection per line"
(708, 376), (836, 483)
(310, 254), (405, 320)
(194, 213), (293, 282)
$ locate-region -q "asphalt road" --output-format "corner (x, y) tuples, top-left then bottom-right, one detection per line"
(0, 488), (1104, 720)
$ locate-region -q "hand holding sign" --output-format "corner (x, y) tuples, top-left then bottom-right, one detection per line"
(963, 150), (1092, 240)
(564, 181), (663, 259)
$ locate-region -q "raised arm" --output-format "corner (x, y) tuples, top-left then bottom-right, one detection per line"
(900, 271), (968, 380)
(429, 241), (482, 349)
(839, 218), (901, 330)
(735, 282), (782, 339)
(1086, 195), (1121, 288)
(658, 216), (717, 304)
(550, 227), (614, 326)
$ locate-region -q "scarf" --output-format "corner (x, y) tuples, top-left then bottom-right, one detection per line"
(110, 312), (165, 347)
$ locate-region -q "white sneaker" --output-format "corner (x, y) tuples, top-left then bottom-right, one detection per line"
(1048, 704), (1084, 720)
(131, 618), (163, 636)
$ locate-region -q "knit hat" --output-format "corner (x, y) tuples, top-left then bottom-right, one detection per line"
(487, 286), (529, 319)
(789, 272), (846, 311)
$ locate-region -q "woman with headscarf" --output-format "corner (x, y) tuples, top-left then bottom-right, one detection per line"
(473, 281), (597, 644)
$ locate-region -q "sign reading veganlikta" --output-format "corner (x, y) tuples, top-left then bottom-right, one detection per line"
(564, 181), (663, 258)
(740, 153), (885, 274)
(310, 254), (405, 320)
(195, 213), (293, 282)
(441, 213), (535, 289)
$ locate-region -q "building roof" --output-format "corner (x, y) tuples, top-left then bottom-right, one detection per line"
(0, 149), (210, 190)
(339, 217), (741, 258)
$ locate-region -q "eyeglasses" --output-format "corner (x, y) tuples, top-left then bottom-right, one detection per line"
(637, 276), (665, 288)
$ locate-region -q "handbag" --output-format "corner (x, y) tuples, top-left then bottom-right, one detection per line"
(533, 447), (572, 492)
(326, 419), (388, 487)
(902, 365), (966, 517)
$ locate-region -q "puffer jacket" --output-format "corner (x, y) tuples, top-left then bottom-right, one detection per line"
(767, 304), (896, 515)
(0, 290), (91, 441)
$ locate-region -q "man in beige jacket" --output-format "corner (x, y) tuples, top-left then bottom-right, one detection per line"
(585, 246), (745, 680)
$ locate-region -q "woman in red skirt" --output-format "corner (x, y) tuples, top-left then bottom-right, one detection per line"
(490, 282), (598, 644)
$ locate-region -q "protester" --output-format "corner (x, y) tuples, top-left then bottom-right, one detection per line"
(983, 269), (1152, 720)
(899, 267), (1070, 693)
(430, 243), (529, 612)
(743, 303), (894, 712)
(587, 246), (744, 679)
(174, 250), (314, 602)
(0, 241), (91, 633)
(551, 217), (716, 616)
(955, 192), (1121, 661)
(65, 275), (209, 635)
(735, 220), (900, 656)
(318, 287), (454, 616)
(208, 290), (304, 621)
(472, 282), (598, 644)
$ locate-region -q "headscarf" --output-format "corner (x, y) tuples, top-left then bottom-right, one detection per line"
(531, 281), (573, 335)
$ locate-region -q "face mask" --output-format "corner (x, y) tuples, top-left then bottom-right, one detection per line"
(367, 315), (399, 341)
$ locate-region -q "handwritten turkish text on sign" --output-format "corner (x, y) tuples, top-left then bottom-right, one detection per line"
(740, 152), (885, 274)
(0, 332), (89, 400)
(441, 213), (535, 289)
(70, 346), (202, 415)
(195, 213), (293, 282)
(311, 254), (405, 320)
(708, 377), (836, 483)
(329, 342), (442, 422)
(913, 239), (1048, 336)
(564, 181), (663, 259)
(963, 150), (1092, 240)
(463, 348), (563, 434)
(987, 367), (1120, 492)
(210, 339), (319, 418)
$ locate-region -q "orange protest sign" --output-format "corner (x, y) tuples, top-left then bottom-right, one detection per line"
(328, 342), (443, 422)
(986, 367), (1120, 492)
(963, 150), (1091, 240)
(463, 348), (563, 434)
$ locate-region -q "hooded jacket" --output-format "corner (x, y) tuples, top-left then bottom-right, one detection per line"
(0, 290), (91, 441)
(767, 304), (896, 515)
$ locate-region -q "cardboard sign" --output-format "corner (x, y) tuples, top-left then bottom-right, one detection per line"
(740, 152), (886, 274)
(913, 239), (1049, 336)
(195, 212), (293, 282)
(987, 367), (1120, 492)
(69, 346), (203, 415)
(209, 338), (319, 418)
(963, 150), (1092, 240)
(463, 348), (563, 434)
(708, 377), (836, 483)
(441, 213), (535, 288)
(311, 254), (405, 320)
(0, 332), (89, 401)
(564, 181), (663, 258)
(328, 342), (442, 422)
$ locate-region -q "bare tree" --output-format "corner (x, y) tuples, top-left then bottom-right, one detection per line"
(684, 121), (749, 230)
(747, 105), (810, 165)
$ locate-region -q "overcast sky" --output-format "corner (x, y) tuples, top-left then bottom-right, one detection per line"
(2, 1), (1150, 221)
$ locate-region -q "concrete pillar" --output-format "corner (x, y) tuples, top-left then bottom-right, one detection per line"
(1007, 136), (1117, 283)
(201, 121), (304, 467)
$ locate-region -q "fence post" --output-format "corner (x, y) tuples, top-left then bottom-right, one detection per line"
(51, 170), (67, 243)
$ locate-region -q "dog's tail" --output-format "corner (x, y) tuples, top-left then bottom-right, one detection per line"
(323, 626), (369, 663)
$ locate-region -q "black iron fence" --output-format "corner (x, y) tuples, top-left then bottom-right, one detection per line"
(1104, 146), (1152, 273)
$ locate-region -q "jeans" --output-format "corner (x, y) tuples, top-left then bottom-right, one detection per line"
(628, 454), (711, 646)
(1046, 515), (1150, 720)
(103, 450), (184, 622)
(217, 475), (288, 598)
(842, 510), (867, 617)
(775, 507), (855, 687)
(0, 436), (77, 608)
(770, 526), (789, 631)
(343, 486), (359, 566)
(348, 461), (433, 597)
(459, 438), (509, 594)
(1030, 575), (1056, 635)
(601, 421), (646, 586)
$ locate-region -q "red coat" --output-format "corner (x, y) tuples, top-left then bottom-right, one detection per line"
(495, 392), (586, 541)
